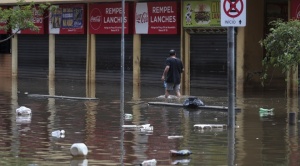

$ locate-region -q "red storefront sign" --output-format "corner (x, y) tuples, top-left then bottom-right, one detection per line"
(291, 0), (300, 19)
(135, 2), (178, 34)
(0, 6), (8, 34)
(49, 4), (86, 34)
(89, 3), (129, 34)
(15, 6), (46, 34)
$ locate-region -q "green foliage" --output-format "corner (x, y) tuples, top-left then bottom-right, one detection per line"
(0, 0), (56, 42)
(260, 19), (300, 86)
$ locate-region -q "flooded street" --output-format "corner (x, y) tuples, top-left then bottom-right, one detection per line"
(0, 77), (299, 166)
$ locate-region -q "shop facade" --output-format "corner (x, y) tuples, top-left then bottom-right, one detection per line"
(0, 0), (296, 95)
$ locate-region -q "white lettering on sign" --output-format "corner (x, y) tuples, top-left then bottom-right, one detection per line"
(136, 12), (148, 23)
(104, 17), (127, 23)
(150, 16), (176, 23)
(90, 16), (101, 22)
(106, 8), (123, 14)
(152, 6), (174, 13)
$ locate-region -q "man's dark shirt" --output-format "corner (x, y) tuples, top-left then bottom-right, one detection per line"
(165, 57), (183, 84)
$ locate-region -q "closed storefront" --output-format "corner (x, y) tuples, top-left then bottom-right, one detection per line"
(190, 33), (228, 92)
(18, 35), (49, 79)
(95, 35), (133, 83)
(55, 35), (87, 80)
(140, 35), (181, 86)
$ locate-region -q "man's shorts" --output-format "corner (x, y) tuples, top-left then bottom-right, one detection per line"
(165, 82), (180, 91)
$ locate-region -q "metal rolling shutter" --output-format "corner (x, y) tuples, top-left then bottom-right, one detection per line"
(95, 35), (133, 83)
(18, 35), (49, 79)
(140, 35), (181, 86)
(55, 35), (87, 80)
(190, 34), (228, 90)
(0, 35), (10, 54)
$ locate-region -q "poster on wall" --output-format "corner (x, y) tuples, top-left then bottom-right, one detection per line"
(12, 6), (46, 34)
(49, 4), (86, 34)
(182, 0), (220, 27)
(135, 2), (178, 34)
(89, 3), (129, 34)
(290, 0), (300, 20)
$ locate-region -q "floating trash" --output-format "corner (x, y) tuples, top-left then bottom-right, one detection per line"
(140, 126), (153, 132)
(51, 130), (65, 138)
(168, 136), (183, 139)
(70, 143), (88, 157)
(183, 96), (204, 108)
(194, 124), (227, 130)
(140, 159), (157, 166)
(16, 106), (32, 115)
(170, 150), (192, 157)
(259, 108), (274, 117)
(124, 113), (133, 120)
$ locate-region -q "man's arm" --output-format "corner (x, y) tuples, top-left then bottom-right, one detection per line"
(161, 65), (170, 81)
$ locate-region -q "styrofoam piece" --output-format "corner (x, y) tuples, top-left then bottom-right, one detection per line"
(16, 106), (32, 115)
(194, 124), (227, 129)
(141, 159), (157, 166)
(168, 135), (183, 139)
(70, 143), (88, 156)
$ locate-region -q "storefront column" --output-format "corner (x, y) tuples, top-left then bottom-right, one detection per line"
(236, 27), (245, 94)
(182, 31), (190, 95)
(11, 34), (18, 77)
(133, 34), (141, 100)
(86, 34), (96, 98)
(49, 34), (55, 80)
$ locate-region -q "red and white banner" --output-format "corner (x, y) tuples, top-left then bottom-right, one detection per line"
(291, 0), (300, 19)
(135, 2), (178, 34)
(49, 4), (86, 34)
(89, 3), (129, 34)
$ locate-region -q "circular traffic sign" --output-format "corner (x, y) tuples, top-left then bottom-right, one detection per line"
(223, 0), (244, 18)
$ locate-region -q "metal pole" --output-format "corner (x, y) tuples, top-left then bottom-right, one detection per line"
(120, 0), (125, 165)
(227, 27), (235, 128)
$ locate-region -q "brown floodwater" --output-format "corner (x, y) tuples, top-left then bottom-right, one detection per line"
(0, 77), (299, 166)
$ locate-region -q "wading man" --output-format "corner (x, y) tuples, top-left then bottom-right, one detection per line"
(161, 49), (184, 98)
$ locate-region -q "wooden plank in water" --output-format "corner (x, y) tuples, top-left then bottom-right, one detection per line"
(148, 102), (241, 111)
(28, 94), (98, 100)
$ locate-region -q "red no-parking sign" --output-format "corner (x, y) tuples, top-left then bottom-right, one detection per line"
(221, 0), (246, 27)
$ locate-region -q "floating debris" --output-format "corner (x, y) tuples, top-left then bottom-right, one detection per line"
(51, 130), (65, 138)
(259, 108), (274, 117)
(70, 143), (88, 157)
(16, 106), (32, 115)
(140, 126), (153, 132)
(194, 124), (227, 130)
(124, 113), (133, 120)
(170, 150), (192, 157)
(140, 159), (157, 166)
(168, 136), (183, 139)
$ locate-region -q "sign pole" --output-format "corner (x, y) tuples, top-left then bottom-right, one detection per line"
(227, 26), (235, 128)
(120, 0), (125, 165)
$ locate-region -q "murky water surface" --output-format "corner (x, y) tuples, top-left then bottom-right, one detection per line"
(0, 78), (299, 166)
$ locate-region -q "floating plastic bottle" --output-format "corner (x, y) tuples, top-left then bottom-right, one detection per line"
(140, 159), (157, 166)
(51, 130), (65, 138)
(170, 150), (192, 157)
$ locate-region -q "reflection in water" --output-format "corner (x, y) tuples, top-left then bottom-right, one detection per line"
(0, 78), (300, 165)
